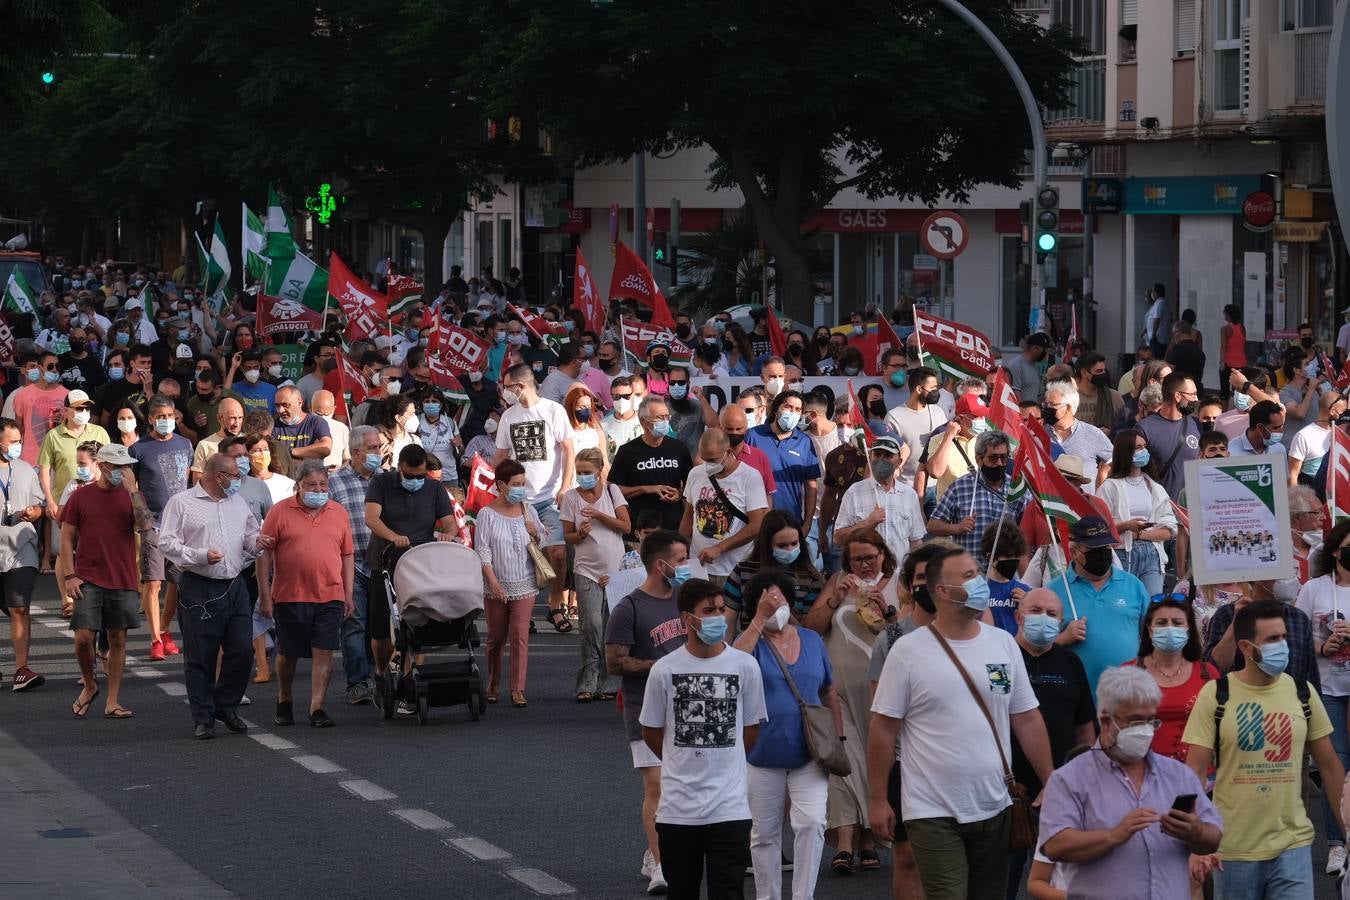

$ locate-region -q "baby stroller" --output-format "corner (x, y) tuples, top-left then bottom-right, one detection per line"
(375, 541), (488, 725)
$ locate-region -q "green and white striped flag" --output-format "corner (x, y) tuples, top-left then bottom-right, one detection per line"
(264, 249), (328, 310)
(2, 267), (37, 316)
(242, 202), (268, 280)
(206, 216), (232, 300)
(265, 184), (296, 261)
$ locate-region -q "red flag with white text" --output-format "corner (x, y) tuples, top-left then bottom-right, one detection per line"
(1328, 426), (1350, 523)
(508, 302), (568, 341)
(432, 319), (492, 376)
(608, 241), (676, 329)
(988, 367), (1024, 447)
(329, 252), (388, 342)
(913, 308), (995, 379)
(448, 493), (474, 547)
(574, 248), (605, 335)
(464, 456), (498, 514)
(619, 317), (693, 366)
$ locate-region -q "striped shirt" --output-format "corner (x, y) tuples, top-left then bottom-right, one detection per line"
(158, 484), (262, 579)
(473, 504), (545, 598)
(329, 464), (374, 577)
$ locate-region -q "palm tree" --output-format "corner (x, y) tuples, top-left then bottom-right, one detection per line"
(671, 211), (768, 318)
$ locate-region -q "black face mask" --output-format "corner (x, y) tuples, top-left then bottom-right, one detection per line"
(868, 400), (887, 418)
(727, 431), (746, 448)
(994, 558), (1020, 580)
(598, 357), (617, 371)
(922, 389), (941, 406)
(1091, 372), (1110, 389)
(1302, 337), (1315, 349)
(674, 325), (692, 340)
(1177, 401), (1198, 416)
(815, 336), (830, 348)
(723, 339), (736, 353)
(649, 355), (669, 371)
(68, 340), (86, 354)
(980, 464), (1006, 484)
(1081, 546), (1114, 577)
(1200, 420), (1215, 434)
(787, 343), (803, 357)
(1041, 405), (1060, 425)
(911, 584), (936, 615)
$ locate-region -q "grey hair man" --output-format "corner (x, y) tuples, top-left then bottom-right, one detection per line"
(1043, 380), (1113, 488)
(926, 429), (1029, 561)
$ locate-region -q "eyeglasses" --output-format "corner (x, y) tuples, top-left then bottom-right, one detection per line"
(1109, 715), (1163, 731)
(851, 552), (881, 565)
(982, 454), (1010, 464)
(612, 393), (632, 401)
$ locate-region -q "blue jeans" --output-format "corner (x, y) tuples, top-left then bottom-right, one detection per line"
(1116, 542), (1163, 598)
(341, 571), (372, 687)
(1215, 845), (1312, 899)
(1322, 694), (1350, 846)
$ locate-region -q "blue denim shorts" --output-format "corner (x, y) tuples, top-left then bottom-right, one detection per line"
(533, 500), (565, 547)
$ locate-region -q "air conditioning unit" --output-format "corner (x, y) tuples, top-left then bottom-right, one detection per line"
(1290, 140), (1330, 187)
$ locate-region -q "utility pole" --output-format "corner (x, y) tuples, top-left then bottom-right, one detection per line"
(633, 151), (647, 267)
(932, 0), (1049, 322)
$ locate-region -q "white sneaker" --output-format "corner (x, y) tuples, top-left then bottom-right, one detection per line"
(646, 864), (667, 895)
(640, 850), (655, 880)
(1327, 844), (1347, 874)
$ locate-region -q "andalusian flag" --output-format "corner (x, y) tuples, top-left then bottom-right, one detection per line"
(206, 217), (232, 297)
(1, 267), (37, 316)
(242, 202), (268, 280)
(264, 184), (296, 260)
(264, 249), (327, 309)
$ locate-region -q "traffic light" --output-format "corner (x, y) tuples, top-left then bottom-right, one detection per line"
(1036, 186), (1059, 254)
(652, 231), (669, 264)
(41, 71), (54, 85)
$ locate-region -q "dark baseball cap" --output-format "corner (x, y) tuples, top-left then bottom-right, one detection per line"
(1070, 515), (1116, 548)
(1026, 332), (1052, 348)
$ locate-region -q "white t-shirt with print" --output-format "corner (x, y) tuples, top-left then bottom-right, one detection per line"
(872, 622), (1038, 823)
(640, 644), (768, 826)
(683, 462), (768, 577)
(495, 397), (574, 504)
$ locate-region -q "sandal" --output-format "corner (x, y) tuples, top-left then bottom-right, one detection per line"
(859, 849), (880, 871)
(103, 706), (134, 719)
(547, 609), (573, 633)
(599, 691), (618, 701)
(511, 691), (527, 708)
(831, 851), (854, 876)
(575, 692), (594, 703)
(72, 686), (99, 718)
(486, 692), (500, 704)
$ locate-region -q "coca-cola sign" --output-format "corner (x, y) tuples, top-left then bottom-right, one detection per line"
(1242, 191), (1276, 230)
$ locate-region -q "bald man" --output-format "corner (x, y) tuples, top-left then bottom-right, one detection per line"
(1003, 586), (1098, 892)
(273, 386), (333, 470)
(310, 390), (350, 470)
(718, 403), (776, 496)
(190, 396), (245, 483)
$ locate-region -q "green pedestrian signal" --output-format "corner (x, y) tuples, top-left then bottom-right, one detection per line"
(41, 71), (55, 85)
(654, 247), (666, 262)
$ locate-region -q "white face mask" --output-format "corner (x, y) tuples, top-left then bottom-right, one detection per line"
(764, 604), (791, 633)
(765, 376), (785, 396)
(386, 380), (402, 396)
(703, 459), (725, 477)
(403, 414), (420, 434)
(485, 419), (498, 434)
(267, 363), (283, 378)
(243, 369), (261, 384)
(1301, 530), (1324, 548)
(468, 370), (483, 383)
(1110, 720), (1157, 762)
(117, 418), (137, 434)
(72, 409), (91, 427)
(613, 398), (633, 416)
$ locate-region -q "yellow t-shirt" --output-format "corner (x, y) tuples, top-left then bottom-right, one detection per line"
(1181, 674), (1332, 860)
(925, 432), (976, 500)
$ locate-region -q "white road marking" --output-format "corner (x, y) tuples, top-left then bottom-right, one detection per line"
(133, 668), (164, 679)
(157, 682), (187, 696)
(291, 755), (343, 774)
(340, 779), (396, 802)
(447, 837), (511, 861)
(505, 867), (577, 895)
(249, 733), (298, 751)
(390, 808), (452, 831)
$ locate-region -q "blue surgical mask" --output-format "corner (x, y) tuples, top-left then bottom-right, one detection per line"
(401, 476), (425, 493)
(24, 369), (39, 383)
(494, 332), (507, 345)
(696, 615), (728, 645)
(423, 402), (441, 418)
(1235, 392), (1251, 411)
(107, 366), (125, 381)
(581, 344), (595, 356)
(1132, 449), (1151, 468)
(652, 420), (674, 439)
(75, 465), (92, 481)
(222, 477), (242, 497)
(177, 329), (190, 342)
(576, 473), (598, 490)
(772, 545), (801, 565)
(4, 443), (21, 462)
(107, 468), (124, 486)
(115, 332), (129, 346)
(1253, 639), (1289, 677)
(575, 408), (592, 423)
(970, 417), (990, 435)
(957, 577), (992, 612)
(154, 418), (175, 435)
(364, 452), (383, 473)
(889, 371), (907, 388)
(44, 371), (59, 384)
(1152, 625), (1189, 654)
(235, 456), (251, 478)
(303, 491), (329, 509)
(668, 383), (688, 400)
(506, 485), (528, 504)
(777, 411), (801, 432)
(1020, 613), (1061, 648)
(1267, 431), (1284, 445)
(666, 562), (692, 588)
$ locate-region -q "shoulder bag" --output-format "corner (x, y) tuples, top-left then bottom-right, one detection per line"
(708, 475), (749, 524)
(926, 624), (1036, 851)
(763, 636), (852, 777)
(521, 508), (556, 589)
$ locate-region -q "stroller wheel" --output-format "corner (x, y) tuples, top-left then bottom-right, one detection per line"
(416, 694), (429, 725)
(468, 691), (482, 721)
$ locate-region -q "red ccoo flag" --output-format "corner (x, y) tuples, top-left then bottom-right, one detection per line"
(608, 240), (675, 329)
(464, 456), (498, 514)
(764, 306), (788, 358)
(574, 248), (605, 336)
(988, 367), (1024, 447)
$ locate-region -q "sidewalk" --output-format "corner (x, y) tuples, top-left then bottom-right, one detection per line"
(0, 727), (233, 899)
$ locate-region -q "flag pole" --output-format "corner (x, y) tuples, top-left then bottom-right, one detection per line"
(1042, 504), (1078, 619)
(984, 494), (1010, 579)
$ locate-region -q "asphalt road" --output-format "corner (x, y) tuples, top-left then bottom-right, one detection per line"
(1, 574), (1344, 899)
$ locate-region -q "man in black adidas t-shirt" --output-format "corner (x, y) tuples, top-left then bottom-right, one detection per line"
(610, 395), (693, 532)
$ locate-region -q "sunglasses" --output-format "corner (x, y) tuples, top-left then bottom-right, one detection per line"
(1149, 592), (1189, 605)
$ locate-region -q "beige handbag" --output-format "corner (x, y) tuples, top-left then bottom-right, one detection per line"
(526, 538), (555, 589)
(764, 638), (852, 777)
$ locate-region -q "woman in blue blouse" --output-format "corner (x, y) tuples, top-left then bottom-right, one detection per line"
(733, 568), (844, 900)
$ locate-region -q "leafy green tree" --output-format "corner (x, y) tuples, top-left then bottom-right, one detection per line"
(459, 0), (1076, 318)
(672, 212), (765, 316)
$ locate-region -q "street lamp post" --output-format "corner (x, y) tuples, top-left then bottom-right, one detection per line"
(932, 0), (1049, 323)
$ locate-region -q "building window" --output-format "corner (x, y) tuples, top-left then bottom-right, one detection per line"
(1053, 0), (1106, 54)
(1212, 0), (1244, 112)
(1119, 0), (1138, 61)
(1176, 0), (1197, 56)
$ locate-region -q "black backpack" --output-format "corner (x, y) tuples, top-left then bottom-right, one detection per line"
(1212, 673), (1313, 768)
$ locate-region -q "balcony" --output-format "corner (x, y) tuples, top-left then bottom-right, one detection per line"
(1296, 28), (1330, 105)
(1045, 57), (1106, 124)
